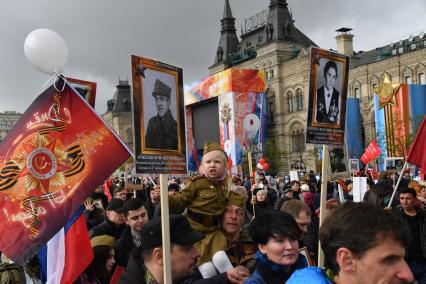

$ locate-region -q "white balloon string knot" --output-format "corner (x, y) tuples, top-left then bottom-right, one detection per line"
(41, 71), (62, 91)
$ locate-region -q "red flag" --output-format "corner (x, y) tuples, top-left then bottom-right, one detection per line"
(360, 140), (382, 165)
(104, 178), (113, 201)
(62, 209), (93, 283)
(406, 115), (426, 170)
(0, 77), (131, 264)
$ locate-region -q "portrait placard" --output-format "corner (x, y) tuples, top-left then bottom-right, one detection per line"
(349, 159), (359, 172)
(131, 55), (186, 174)
(306, 47), (350, 146)
(353, 177), (367, 202)
(66, 77), (97, 108)
(328, 147), (349, 180)
(384, 157), (404, 172)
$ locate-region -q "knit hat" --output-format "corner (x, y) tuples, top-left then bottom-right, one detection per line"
(90, 235), (115, 248)
(301, 184), (310, 192)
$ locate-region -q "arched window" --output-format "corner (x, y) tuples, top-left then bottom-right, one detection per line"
(295, 89), (303, 111)
(292, 129), (305, 152)
(405, 76), (412, 84)
(126, 128), (133, 144)
(267, 98), (275, 124)
(419, 73), (426, 84)
(354, 88), (360, 99)
(287, 91), (294, 113)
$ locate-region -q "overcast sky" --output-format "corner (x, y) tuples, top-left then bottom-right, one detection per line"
(1, 0), (425, 115)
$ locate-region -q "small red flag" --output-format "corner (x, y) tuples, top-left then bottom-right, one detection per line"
(361, 140), (382, 165)
(406, 115), (426, 170)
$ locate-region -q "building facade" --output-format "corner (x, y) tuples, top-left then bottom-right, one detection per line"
(209, 0), (426, 174)
(101, 80), (134, 153)
(0, 111), (22, 143)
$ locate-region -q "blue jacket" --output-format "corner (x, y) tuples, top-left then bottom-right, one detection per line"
(287, 267), (333, 284)
(245, 251), (307, 284)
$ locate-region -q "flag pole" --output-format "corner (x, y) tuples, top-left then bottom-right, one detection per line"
(318, 144), (329, 267)
(386, 161), (409, 209)
(159, 174), (172, 284)
(248, 151), (255, 218)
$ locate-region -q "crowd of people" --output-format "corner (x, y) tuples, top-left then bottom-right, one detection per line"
(0, 142), (425, 284)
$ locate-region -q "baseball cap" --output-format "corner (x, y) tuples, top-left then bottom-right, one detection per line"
(142, 215), (203, 249)
(106, 198), (124, 213)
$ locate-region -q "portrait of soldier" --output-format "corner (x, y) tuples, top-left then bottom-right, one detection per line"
(316, 60), (340, 124)
(145, 79), (178, 150)
(330, 148), (347, 173)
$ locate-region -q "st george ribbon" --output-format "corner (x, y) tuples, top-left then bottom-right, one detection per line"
(0, 77), (131, 264)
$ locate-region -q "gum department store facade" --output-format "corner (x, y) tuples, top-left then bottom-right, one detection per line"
(208, 0), (426, 173)
(102, 0), (426, 174)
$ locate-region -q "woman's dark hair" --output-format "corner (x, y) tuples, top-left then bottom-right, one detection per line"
(248, 211), (301, 245)
(85, 245), (113, 284)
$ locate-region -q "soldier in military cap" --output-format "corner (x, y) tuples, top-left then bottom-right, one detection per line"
(145, 78), (178, 150)
(220, 193), (257, 273)
(168, 142), (245, 272)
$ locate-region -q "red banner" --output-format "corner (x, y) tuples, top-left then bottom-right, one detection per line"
(360, 140), (382, 165)
(0, 77), (131, 264)
(407, 115), (426, 170)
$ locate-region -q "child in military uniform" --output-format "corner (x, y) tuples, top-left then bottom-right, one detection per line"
(168, 142), (245, 277)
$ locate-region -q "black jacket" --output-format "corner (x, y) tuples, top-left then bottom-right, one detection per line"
(115, 226), (138, 267)
(89, 218), (125, 240)
(316, 87), (340, 124)
(145, 110), (178, 150)
(393, 205), (426, 258)
(118, 248), (227, 284)
(363, 180), (399, 208)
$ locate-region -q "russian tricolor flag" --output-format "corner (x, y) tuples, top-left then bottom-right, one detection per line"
(39, 205), (93, 284)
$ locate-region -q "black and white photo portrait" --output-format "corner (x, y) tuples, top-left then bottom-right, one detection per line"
(143, 70), (178, 151)
(315, 59), (342, 125)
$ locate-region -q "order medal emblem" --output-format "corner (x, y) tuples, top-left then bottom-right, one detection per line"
(26, 148), (57, 180)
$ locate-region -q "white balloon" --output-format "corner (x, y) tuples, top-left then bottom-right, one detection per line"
(24, 29), (68, 75)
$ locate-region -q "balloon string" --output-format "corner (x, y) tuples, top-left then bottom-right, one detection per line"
(41, 72), (63, 91)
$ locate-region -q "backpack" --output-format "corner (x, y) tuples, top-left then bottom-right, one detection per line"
(0, 263), (26, 284)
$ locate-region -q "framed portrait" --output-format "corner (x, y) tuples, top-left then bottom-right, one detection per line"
(349, 159), (359, 172)
(131, 55), (187, 175)
(306, 47), (350, 146)
(299, 247), (315, 266)
(384, 157), (404, 172)
(66, 77), (97, 108)
(328, 147), (349, 180)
